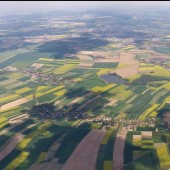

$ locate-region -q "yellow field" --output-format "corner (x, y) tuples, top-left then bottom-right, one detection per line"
(103, 161), (112, 170)
(157, 96), (170, 111)
(96, 68), (114, 75)
(34, 93), (44, 98)
(54, 64), (77, 73)
(117, 63), (131, 69)
(36, 152), (46, 163)
(140, 63), (154, 67)
(139, 104), (159, 120)
(74, 77), (84, 82)
(6, 72), (24, 79)
(116, 112), (126, 119)
(127, 74), (141, 82)
(38, 58), (53, 62)
(25, 94), (33, 100)
(16, 138), (32, 150)
(0, 94), (19, 103)
(139, 67), (155, 71)
(15, 87), (32, 94)
(0, 121), (8, 129)
(91, 84), (115, 92)
(65, 59), (80, 63)
(36, 86), (50, 92)
(152, 67), (170, 77)
(17, 122), (52, 150)
(106, 43), (120, 48)
(164, 82), (170, 90)
(123, 45), (136, 50)
(133, 138), (142, 147)
(156, 144), (170, 167)
(101, 130), (112, 144)
(149, 111), (158, 117)
(44, 86), (64, 94)
(4, 151), (29, 170)
(0, 117), (8, 123)
(54, 89), (68, 96)
(109, 85), (133, 101)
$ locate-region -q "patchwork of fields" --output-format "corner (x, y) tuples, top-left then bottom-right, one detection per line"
(1, 30), (170, 170)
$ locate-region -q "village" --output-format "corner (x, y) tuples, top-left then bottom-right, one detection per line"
(8, 107), (169, 132)
(12, 101), (164, 132)
(4, 66), (75, 85)
(138, 53), (170, 69)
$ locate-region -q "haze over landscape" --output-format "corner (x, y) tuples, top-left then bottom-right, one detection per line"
(0, 1), (170, 170)
(1, 1), (170, 15)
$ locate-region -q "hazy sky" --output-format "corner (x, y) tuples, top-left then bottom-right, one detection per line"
(0, 1), (170, 15)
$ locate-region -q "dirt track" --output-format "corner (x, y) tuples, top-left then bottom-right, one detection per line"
(61, 129), (106, 170)
(113, 130), (127, 170)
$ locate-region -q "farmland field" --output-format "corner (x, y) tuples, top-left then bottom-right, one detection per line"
(1, 5), (170, 170)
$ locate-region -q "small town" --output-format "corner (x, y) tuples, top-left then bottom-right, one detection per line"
(4, 66), (75, 85)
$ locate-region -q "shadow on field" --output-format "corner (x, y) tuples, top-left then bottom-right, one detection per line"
(157, 108), (170, 119)
(62, 87), (115, 114)
(37, 37), (110, 59)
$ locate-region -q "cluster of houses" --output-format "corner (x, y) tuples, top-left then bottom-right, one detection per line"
(138, 53), (170, 68)
(4, 66), (75, 85)
(6, 106), (170, 132)
(31, 104), (89, 121)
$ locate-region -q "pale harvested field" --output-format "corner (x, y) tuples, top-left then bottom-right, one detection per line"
(79, 51), (94, 55)
(77, 55), (93, 61)
(82, 92), (94, 98)
(61, 129), (106, 170)
(108, 52), (140, 78)
(133, 135), (142, 140)
(113, 130), (127, 170)
(54, 100), (62, 105)
(0, 98), (29, 111)
(0, 121), (25, 136)
(154, 143), (165, 148)
(104, 99), (118, 107)
(68, 97), (83, 105)
(25, 35), (66, 43)
(77, 95), (100, 111)
(82, 50), (120, 59)
(141, 131), (152, 139)
(77, 54), (94, 68)
(78, 62), (94, 67)
(79, 51), (110, 56)
(115, 64), (139, 78)
(31, 63), (44, 68)
(95, 58), (119, 63)
(54, 97), (66, 106)
(119, 52), (138, 65)
(0, 133), (25, 161)
(25, 36), (47, 43)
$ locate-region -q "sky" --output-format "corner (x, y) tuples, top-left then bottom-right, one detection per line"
(0, 1), (170, 15)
